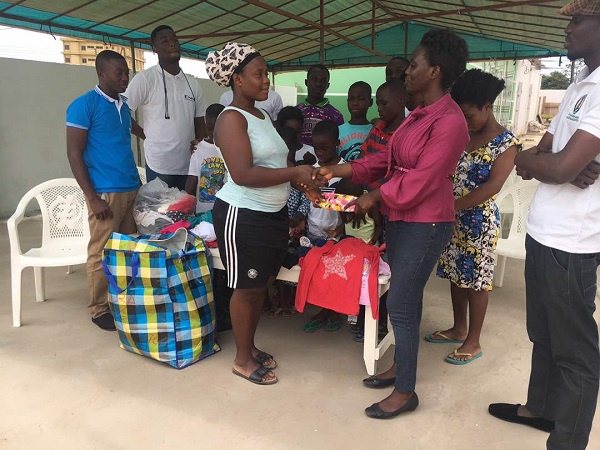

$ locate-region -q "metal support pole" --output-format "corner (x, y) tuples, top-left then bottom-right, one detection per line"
(130, 40), (142, 167)
(371, 2), (375, 50)
(404, 22), (409, 58)
(319, 0), (324, 64)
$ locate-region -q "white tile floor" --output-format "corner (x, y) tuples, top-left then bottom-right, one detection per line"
(2, 215), (598, 449)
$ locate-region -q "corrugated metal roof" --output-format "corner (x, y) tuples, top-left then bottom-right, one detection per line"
(0, 0), (569, 70)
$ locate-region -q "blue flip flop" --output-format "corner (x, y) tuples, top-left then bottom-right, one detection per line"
(425, 330), (465, 344)
(444, 349), (483, 365)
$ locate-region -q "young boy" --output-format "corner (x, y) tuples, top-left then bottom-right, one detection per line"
(276, 106), (316, 166)
(296, 64), (344, 145)
(337, 81), (373, 161)
(336, 178), (383, 342)
(385, 56), (410, 82)
(185, 103), (226, 213)
(307, 120), (345, 243)
(266, 126), (312, 318)
(362, 80), (407, 189)
(304, 120), (345, 333)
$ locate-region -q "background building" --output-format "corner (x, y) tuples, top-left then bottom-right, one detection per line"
(61, 38), (145, 70)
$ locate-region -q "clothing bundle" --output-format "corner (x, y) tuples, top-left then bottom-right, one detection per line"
(133, 178), (216, 243)
(295, 237), (382, 319)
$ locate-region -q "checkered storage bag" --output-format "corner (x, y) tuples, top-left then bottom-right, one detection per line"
(102, 228), (220, 368)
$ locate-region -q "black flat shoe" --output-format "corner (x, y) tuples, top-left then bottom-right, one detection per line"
(92, 312), (116, 331)
(365, 392), (419, 419)
(362, 375), (396, 389)
(488, 403), (554, 432)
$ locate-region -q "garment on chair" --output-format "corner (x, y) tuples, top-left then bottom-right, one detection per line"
(295, 238), (380, 318)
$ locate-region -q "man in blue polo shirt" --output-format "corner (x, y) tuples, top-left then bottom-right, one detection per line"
(66, 50), (140, 331)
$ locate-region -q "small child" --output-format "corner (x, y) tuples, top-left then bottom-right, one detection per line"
(337, 81), (373, 161)
(361, 80), (407, 189)
(303, 120), (345, 333)
(385, 56), (409, 82)
(335, 178), (384, 343)
(276, 106), (316, 166)
(357, 81), (406, 340)
(307, 120), (345, 243)
(185, 103), (226, 213)
(266, 126), (311, 318)
(336, 179), (383, 245)
(278, 126), (311, 238)
(296, 64), (344, 145)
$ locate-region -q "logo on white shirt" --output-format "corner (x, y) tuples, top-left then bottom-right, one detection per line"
(567, 94), (587, 122)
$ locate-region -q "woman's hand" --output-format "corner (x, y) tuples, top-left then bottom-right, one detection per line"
(293, 165), (322, 187)
(345, 190), (380, 216)
(312, 166), (334, 182)
(292, 166), (325, 202)
(351, 211), (367, 229)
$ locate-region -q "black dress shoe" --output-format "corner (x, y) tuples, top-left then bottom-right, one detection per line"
(362, 375), (396, 389)
(488, 403), (554, 432)
(92, 312), (116, 331)
(365, 392), (419, 419)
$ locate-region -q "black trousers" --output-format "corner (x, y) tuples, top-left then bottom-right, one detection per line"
(525, 235), (600, 450)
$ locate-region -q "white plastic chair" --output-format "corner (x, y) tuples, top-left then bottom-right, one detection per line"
(494, 179), (540, 287)
(7, 178), (89, 327)
(137, 166), (147, 185)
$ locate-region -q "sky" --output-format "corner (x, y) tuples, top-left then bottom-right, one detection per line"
(0, 25), (568, 77)
(0, 26), (209, 78)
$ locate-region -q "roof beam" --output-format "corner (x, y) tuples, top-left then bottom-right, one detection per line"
(459, 0), (485, 36)
(243, 0), (388, 59)
(44, 0), (99, 22)
(85, 0), (162, 30)
(123, 1), (209, 35)
(327, 0), (562, 28)
(0, 0), (27, 14)
(171, 0), (564, 40)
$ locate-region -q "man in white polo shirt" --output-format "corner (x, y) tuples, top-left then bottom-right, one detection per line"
(126, 25), (206, 191)
(218, 88), (283, 121)
(489, 1), (600, 449)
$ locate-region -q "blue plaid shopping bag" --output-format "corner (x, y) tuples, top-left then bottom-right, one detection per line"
(102, 228), (220, 368)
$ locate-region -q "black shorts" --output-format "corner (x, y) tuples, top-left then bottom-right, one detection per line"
(212, 198), (288, 289)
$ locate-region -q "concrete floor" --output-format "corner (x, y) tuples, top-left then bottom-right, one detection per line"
(2, 209), (599, 449)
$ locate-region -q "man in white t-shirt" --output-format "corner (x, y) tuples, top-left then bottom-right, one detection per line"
(125, 25), (207, 191)
(219, 88), (283, 121)
(489, 2), (600, 449)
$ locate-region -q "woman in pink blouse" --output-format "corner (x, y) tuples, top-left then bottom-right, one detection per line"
(315, 29), (470, 419)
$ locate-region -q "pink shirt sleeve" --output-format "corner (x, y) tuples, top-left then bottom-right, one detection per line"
(379, 115), (468, 212)
(350, 146), (389, 185)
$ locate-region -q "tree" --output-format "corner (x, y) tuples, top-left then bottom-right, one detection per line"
(541, 71), (570, 89)
(562, 59), (585, 80)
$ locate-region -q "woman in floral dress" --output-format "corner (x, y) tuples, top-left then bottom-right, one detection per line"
(429, 69), (521, 364)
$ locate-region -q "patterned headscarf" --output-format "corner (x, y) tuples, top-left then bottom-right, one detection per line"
(559, 0), (600, 15)
(205, 42), (259, 87)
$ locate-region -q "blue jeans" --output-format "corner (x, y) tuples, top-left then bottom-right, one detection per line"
(525, 235), (600, 450)
(145, 165), (188, 191)
(386, 221), (453, 393)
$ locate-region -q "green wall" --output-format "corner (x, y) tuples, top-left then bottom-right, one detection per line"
(274, 61), (519, 125)
(274, 66), (388, 121)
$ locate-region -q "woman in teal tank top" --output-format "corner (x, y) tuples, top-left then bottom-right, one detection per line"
(205, 43), (325, 385)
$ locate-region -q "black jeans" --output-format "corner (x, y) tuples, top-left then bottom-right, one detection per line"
(145, 165), (188, 191)
(525, 235), (600, 450)
(386, 221), (453, 392)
